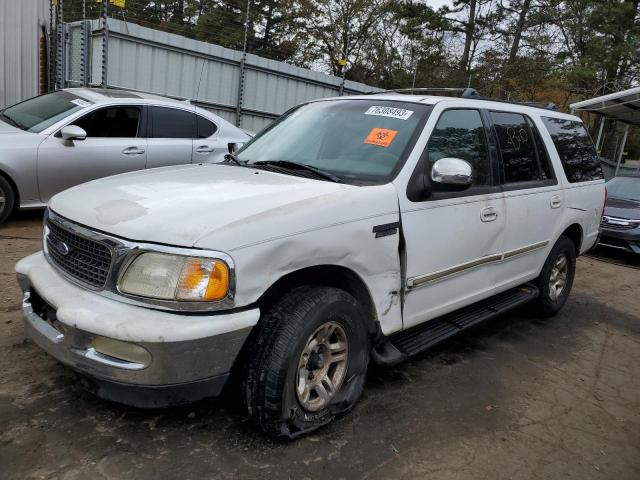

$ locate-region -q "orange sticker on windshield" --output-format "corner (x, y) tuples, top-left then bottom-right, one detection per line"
(364, 128), (398, 147)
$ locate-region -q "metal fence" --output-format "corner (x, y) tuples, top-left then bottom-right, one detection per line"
(59, 17), (381, 132)
(601, 158), (640, 179)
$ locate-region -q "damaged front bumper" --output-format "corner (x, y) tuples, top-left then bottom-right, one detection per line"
(16, 252), (260, 408)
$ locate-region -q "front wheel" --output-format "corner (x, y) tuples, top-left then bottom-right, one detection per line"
(533, 236), (576, 317)
(0, 176), (15, 225)
(242, 286), (370, 438)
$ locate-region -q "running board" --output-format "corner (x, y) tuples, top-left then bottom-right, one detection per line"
(387, 284), (539, 358)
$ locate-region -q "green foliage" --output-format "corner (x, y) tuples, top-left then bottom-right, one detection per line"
(61, 0), (640, 103)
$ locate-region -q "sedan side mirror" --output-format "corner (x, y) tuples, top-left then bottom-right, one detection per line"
(227, 142), (244, 154)
(431, 157), (473, 187)
(60, 125), (87, 141)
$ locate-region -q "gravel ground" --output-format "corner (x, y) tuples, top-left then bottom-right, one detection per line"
(1, 210), (639, 480)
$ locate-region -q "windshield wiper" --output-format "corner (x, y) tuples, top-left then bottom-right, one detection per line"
(223, 152), (247, 166)
(253, 160), (342, 183)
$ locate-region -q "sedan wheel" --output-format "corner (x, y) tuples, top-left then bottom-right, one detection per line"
(0, 176), (15, 225)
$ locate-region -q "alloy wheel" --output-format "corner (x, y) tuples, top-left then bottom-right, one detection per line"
(548, 253), (568, 301)
(296, 321), (349, 412)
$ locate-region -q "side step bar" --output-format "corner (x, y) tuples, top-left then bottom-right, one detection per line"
(372, 284), (539, 364)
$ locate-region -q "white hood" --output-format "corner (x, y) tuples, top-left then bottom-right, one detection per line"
(0, 119), (25, 134)
(49, 164), (399, 251)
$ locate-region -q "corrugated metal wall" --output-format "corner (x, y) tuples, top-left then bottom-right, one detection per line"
(0, 0), (49, 109)
(84, 18), (381, 132)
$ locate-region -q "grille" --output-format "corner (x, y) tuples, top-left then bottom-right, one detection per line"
(46, 219), (112, 288)
(601, 217), (639, 231)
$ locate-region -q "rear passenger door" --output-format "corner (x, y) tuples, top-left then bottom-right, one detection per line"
(192, 114), (228, 163)
(489, 111), (563, 291)
(146, 106), (196, 168)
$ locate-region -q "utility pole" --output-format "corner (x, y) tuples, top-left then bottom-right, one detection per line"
(236, 0), (251, 127)
(338, 56), (347, 96)
(101, 0), (109, 88)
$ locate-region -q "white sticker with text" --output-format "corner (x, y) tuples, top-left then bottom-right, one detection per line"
(364, 105), (414, 120)
(70, 99), (91, 108)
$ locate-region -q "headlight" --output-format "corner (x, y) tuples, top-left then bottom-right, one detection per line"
(118, 252), (230, 302)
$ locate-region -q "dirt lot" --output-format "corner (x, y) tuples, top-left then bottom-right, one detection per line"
(1, 211), (639, 480)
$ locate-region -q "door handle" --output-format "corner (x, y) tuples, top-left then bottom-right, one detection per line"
(550, 195), (562, 209)
(195, 145), (214, 154)
(122, 146), (145, 155)
(480, 206), (498, 222)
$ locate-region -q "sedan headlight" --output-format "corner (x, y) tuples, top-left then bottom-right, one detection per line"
(119, 252), (230, 302)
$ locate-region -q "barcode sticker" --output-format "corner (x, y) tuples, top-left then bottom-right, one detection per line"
(364, 105), (413, 120)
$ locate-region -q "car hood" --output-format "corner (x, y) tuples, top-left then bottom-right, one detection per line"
(0, 119), (25, 135)
(49, 164), (400, 250)
(604, 197), (640, 220)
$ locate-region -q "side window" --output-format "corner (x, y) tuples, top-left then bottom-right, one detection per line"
(427, 109), (491, 186)
(71, 106), (141, 138)
(526, 117), (554, 180)
(541, 117), (604, 182)
(491, 111), (543, 183)
(151, 107), (196, 139)
(196, 115), (217, 138)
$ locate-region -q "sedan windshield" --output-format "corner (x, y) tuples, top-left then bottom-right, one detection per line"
(607, 176), (640, 202)
(0, 91), (92, 133)
(237, 99), (432, 183)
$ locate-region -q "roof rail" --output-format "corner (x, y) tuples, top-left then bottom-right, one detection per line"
(367, 87), (558, 111)
(366, 87), (481, 98)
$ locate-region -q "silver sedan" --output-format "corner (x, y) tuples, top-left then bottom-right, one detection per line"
(0, 88), (251, 224)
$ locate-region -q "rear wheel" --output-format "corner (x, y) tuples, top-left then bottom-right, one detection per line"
(533, 236), (576, 317)
(0, 176), (16, 225)
(243, 286), (370, 438)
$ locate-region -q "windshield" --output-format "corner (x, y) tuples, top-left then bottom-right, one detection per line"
(0, 91), (91, 133)
(607, 176), (640, 202)
(237, 99), (432, 183)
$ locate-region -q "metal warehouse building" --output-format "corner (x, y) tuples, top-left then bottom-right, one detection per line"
(0, 0), (49, 109)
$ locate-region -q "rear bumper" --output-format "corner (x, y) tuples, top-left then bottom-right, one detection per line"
(16, 252), (260, 407)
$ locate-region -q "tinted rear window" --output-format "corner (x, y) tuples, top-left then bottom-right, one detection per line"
(491, 111), (545, 183)
(196, 115), (217, 138)
(151, 107), (196, 138)
(542, 117), (603, 182)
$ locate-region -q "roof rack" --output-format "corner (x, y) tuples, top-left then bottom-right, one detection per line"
(366, 87), (481, 98)
(367, 87), (558, 111)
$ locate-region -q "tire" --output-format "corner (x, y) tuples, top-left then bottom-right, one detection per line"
(0, 176), (16, 225)
(243, 286), (370, 439)
(533, 236), (576, 317)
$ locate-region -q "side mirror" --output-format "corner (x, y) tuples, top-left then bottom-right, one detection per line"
(431, 158), (473, 187)
(60, 125), (87, 141)
(227, 142), (244, 154)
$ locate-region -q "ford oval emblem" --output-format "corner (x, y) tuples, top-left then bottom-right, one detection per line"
(54, 240), (71, 256)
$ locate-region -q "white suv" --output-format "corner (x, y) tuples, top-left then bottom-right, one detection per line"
(16, 91), (605, 438)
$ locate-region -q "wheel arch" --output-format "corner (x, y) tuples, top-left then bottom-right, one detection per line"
(255, 264), (379, 335)
(559, 223), (583, 254)
(0, 168), (20, 212)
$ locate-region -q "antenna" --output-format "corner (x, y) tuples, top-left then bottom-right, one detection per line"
(194, 59), (206, 101)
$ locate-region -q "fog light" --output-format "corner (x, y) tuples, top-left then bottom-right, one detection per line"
(93, 337), (151, 367)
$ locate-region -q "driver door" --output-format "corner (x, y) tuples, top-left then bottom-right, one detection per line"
(37, 105), (147, 202)
(399, 107), (506, 329)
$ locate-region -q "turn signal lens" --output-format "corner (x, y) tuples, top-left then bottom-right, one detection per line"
(176, 258), (230, 301)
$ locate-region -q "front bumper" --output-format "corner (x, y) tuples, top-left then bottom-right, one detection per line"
(598, 227), (640, 254)
(16, 252), (260, 407)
